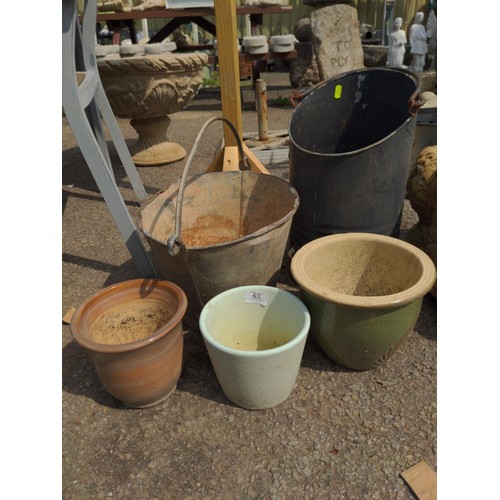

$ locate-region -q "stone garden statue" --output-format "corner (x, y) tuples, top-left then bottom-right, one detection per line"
(409, 11), (428, 72)
(387, 17), (407, 68)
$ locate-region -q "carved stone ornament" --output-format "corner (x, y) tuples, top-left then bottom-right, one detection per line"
(98, 52), (208, 166)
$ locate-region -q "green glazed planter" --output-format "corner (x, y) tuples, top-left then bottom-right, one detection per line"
(290, 233), (436, 370)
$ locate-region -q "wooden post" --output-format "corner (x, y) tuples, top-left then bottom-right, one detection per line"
(213, 0), (242, 147)
(209, 0), (269, 174)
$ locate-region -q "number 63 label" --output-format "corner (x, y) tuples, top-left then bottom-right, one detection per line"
(244, 291), (268, 306)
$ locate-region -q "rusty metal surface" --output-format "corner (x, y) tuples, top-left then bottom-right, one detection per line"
(140, 171), (299, 327)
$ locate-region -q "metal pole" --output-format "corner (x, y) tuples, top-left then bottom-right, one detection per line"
(382, 0), (387, 44)
(141, 18), (149, 40)
(245, 14), (251, 37)
(191, 22), (199, 44)
(255, 79), (269, 142)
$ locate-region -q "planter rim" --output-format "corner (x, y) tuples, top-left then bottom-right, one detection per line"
(288, 67), (418, 158)
(290, 233), (436, 309)
(199, 285), (310, 357)
(70, 279), (187, 353)
(140, 171), (299, 252)
(97, 52), (208, 76)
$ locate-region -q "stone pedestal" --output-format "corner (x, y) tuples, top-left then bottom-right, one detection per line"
(289, 42), (320, 87)
(129, 116), (186, 166)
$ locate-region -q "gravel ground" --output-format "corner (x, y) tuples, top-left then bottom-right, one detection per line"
(62, 74), (436, 499)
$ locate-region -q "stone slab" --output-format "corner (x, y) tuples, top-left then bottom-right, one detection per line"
(310, 4), (364, 80)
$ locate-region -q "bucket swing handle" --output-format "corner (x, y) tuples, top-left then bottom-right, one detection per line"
(408, 88), (423, 117)
(167, 117), (249, 257)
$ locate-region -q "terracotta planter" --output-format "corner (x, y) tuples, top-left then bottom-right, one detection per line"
(70, 279), (187, 408)
(291, 233), (436, 370)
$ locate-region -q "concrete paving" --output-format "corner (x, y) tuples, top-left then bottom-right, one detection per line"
(62, 71), (436, 499)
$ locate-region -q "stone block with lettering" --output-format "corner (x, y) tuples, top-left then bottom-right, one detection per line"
(310, 4), (364, 80)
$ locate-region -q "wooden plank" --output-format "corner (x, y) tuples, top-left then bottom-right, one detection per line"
(400, 461), (437, 500)
(242, 144), (270, 174)
(208, 143), (270, 174)
(63, 307), (77, 324)
(94, 6), (292, 22)
(222, 146), (240, 171)
(206, 147), (224, 173)
(214, 0), (243, 147)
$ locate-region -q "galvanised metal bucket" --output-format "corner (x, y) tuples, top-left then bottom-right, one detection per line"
(140, 118), (299, 329)
(288, 67), (421, 248)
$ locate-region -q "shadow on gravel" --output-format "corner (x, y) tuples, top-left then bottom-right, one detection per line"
(102, 259), (156, 286)
(62, 340), (129, 409)
(299, 334), (355, 374)
(175, 330), (239, 408)
(62, 145), (110, 193)
(414, 294), (437, 341)
(62, 255), (144, 284)
(62, 330), (239, 409)
(62, 188), (141, 213)
(62, 143), (161, 199)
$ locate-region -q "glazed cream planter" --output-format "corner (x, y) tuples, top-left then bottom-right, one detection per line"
(199, 285), (310, 410)
(291, 233), (436, 370)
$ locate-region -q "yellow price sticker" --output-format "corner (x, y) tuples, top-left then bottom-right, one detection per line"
(334, 84), (342, 99)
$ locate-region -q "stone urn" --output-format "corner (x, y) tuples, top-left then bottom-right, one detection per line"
(98, 52), (208, 166)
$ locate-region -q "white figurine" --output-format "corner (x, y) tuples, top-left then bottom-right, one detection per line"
(387, 17), (407, 68)
(409, 12), (428, 72)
